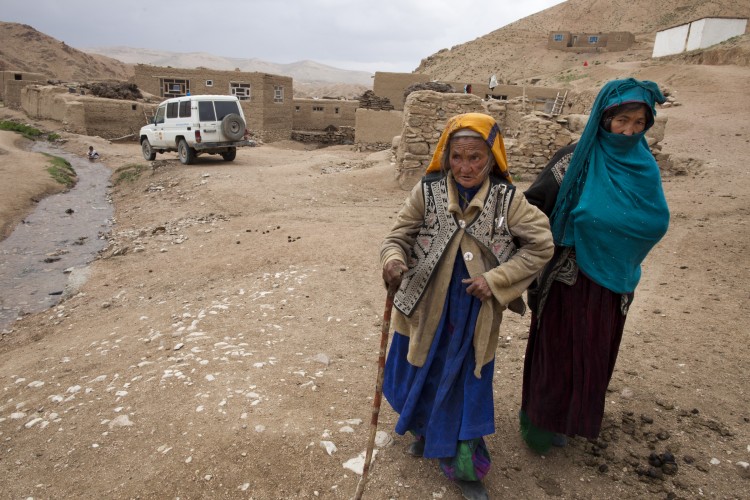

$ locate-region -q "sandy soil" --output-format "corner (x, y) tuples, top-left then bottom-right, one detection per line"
(0, 131), (69, 240)
(0, 61), (748, 500)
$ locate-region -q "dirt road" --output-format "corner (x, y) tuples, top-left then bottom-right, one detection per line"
(0, 62), (748, 499)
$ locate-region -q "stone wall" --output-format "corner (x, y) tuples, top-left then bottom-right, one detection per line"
(394, 90), (568, 188)
(21, 85), (154, 139)
(393, 90), (670, 189)
(290, 126), (355, 145)
(132, 65), (293, 142)
(292, 98), (358, 130)
(504, 113), (574, 179)
(394, 91), (492, 189)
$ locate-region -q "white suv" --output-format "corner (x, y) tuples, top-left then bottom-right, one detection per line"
(139, 95), (254, 164)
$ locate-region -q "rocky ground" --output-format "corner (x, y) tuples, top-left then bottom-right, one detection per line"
(0, 60), (748, 499)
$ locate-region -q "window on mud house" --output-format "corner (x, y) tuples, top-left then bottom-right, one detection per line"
(335, 107), (340, 114)
(231, 82), (251, 100)
(553, 34), (563, 42)
(588, 36), (599, 44)
(14, 73), (22, 80)
(313, 106), (324, 112)
(161, 78), (189, 98)
(295, 106), (300, 112)
(274, 85), (284, 103)
(206, 80), (213, 87)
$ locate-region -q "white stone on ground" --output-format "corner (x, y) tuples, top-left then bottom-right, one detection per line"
(320, 440), (337, 455)
(343, 449), (378, 475)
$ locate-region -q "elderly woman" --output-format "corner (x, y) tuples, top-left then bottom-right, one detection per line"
(380, 113), (553, 499)
(520, 78), (670, 453)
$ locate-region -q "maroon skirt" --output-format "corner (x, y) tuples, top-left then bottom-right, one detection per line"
(521, 272), (626, 438)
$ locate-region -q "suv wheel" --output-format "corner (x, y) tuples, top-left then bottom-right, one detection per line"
(141, 138), (156, 161)
(221, 148), (237, 161)
(178, 139), (196, 165)
(221, 113), (245, 141)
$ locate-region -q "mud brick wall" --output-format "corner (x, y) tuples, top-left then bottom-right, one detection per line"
(354, 108), (404, 149)
(79, 98), (154, 139)
(292, 98), (358, 130)
(21, 86), (74, 124)
(0, 70), (48, 100)
(373, 72), (433, 111)
(373, 71), (564, 112)
(3, 79), (46, 109)
(21, 85), (154, 138)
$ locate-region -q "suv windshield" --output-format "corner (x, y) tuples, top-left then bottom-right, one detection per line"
(154, 105), (166, 124)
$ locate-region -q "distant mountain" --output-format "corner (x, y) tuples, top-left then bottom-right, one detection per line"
(0, 22), (370, 98)
(82, 46), (374, 86)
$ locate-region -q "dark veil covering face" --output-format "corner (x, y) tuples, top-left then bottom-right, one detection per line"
(549, 78), (669, 294)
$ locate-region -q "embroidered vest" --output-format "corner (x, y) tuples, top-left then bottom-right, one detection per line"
(394, 173), (517, 316)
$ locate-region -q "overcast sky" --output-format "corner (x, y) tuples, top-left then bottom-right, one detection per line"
(3, 0), (566, 73)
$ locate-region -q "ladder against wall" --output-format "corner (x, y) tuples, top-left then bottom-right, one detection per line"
(551, 90), (568, 116)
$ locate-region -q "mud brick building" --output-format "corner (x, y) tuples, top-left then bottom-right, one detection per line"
(292, 98), (358, 130)
(0, 70), (48, 105)
(547, 31), (635, 52)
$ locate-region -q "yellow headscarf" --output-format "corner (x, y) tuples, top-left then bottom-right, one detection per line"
(425, 112), (511, 182)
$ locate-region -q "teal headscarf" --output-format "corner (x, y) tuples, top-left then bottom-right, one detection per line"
(550, 78), (670, 294)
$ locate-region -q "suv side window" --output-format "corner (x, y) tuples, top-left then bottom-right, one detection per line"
(167, 102), (178, 119)
(178, 100), (191, 118)
(214, 101), (240, 120)
(198, 101), (216, 121)
(154, 105), (166, 124)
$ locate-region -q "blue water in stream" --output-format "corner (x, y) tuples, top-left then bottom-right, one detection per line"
(0, 143), (113, 331)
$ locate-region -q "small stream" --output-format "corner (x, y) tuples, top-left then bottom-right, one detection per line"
(0, 143), (114, 331)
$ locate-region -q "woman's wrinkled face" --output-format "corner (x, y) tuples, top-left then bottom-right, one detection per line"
(609, 106), (648, 135)
(449, 137), (491, 188)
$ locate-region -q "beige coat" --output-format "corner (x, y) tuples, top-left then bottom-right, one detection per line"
(380, 173), (554, 378)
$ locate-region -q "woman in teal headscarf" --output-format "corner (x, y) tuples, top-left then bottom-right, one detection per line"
(519, 78), (670, 453)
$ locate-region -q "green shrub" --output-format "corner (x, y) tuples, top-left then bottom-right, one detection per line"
(47, 132), (61, 141)
(113, 163), (147, 185)
(42, 153), (77, 188)
(0, 120), (43, 140)
(557, 72), (585, 83)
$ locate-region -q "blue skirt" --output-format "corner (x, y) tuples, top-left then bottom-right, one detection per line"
(383, 254), (495, 459)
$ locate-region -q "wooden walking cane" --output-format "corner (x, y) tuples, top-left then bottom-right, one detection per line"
(353, 283), (398, 500)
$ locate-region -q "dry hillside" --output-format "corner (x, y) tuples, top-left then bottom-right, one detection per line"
(0, 21), (367, 98)
(0, 22), (132, 82)
(415, 0), (750, 85)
